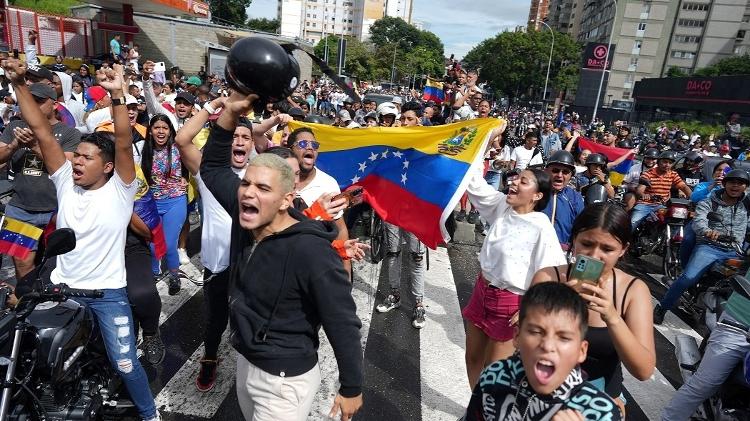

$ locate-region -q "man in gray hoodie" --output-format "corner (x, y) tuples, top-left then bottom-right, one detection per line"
(654, 169), (750, 324)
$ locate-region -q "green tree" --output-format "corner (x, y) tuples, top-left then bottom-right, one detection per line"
(368, 16), (445, 82)
(210, 0), (251, 26)
(314, 35), (376, 80)
(694, 54), (750, 76)
(463, 30), (581, 101)
(246, 17), (279, 33)
(666, 66), (689, 77)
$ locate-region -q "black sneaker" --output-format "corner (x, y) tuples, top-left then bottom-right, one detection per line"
(140, 331), (165, 365)
(196, 358), (219, 392)
(455, 210), (467, 222)
(412, 304), (426, 329)
(467, 210), (479, 225)
(168, 273), (181, 295)
(653, 304), (666, 325)
(376, 293), (401, 313)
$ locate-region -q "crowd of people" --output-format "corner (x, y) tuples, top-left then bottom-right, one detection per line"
(0, 34), (747, 421)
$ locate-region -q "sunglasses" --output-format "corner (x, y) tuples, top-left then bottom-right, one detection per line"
(294, 140), (320, 150)
(550, 167), (572, 175)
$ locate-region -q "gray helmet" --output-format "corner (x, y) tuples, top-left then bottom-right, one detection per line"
(644, 148), (660, 159)
(546, 150), (576, 170)
(585, 153), (608, 167)
(658, 150), (677, 162)
(685, 151), (704, 164)
(585, 183), (609, 206)
(723, 169), (750, 185)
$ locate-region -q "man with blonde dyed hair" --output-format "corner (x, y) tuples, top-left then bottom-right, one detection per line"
(200, 92), (363, 421)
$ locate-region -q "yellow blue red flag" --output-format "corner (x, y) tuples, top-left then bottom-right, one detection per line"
(289, 118), (503, 248)
(578, 137), (635, 186)
(0, 216), (43, 260)
(422, 78), (445, 103)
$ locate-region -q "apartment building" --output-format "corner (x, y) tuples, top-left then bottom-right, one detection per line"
(278, 0), (413, 44)
(573, 0), (750, 105)
(528, 0), (551, 30)
(546, 0), (582, 36)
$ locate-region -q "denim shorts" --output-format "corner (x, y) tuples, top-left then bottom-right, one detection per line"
(462, 274), (522, 342)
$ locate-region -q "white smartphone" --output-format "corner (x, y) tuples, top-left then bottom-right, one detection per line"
(154, 62), (166, 72)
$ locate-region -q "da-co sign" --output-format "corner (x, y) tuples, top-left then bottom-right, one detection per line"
(685, 80), (712, 97)
(582, 42), (615, 71)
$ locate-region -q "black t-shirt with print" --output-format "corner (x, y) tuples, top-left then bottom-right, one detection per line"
(1, 120), (81, 212)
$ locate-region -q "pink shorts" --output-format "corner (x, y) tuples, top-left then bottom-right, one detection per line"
(462, 274), (522, 342)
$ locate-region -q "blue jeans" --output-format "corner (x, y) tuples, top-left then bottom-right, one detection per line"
(662, 313), (750, 420)
(484, 170), (501, 191)
(659, 244), (738, 310)
(76, 288), (157, 419)
(151, 195), (187, 275)
(630, 203), (664, 231)
(679, 221), (697, 267)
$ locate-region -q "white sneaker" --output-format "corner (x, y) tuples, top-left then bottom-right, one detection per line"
(177, 248), (190, 265)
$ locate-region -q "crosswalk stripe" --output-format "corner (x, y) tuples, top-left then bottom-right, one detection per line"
(309, 258), (382, 419)
(156, 259), (204, 325)
(649, 297), (704, 347)
(420, 247), (471, 420)
(622, 367), (676, 420)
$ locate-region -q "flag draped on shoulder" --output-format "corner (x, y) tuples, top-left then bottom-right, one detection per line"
(577, 137), (635, 186)
(289, 118), (503, 248)
(422, 78), (445, 103)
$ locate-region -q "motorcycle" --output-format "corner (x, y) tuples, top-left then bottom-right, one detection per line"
(629, 194), (668, 258)
(0, 229), (138, 421)
(662, 197), (692, 283)
(674, 257), (750, 420)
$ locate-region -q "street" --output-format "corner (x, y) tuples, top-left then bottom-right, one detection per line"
(123, 223), (704, 421)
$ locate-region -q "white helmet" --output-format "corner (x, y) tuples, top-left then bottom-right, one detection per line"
(376, 102), (399, 120)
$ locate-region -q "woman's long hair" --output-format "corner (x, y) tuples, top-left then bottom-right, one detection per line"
(141, 114), (180, 186)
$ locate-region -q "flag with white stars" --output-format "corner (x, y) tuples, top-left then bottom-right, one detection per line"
(0, 216), (43, 260)
(288, 118), (504, 248)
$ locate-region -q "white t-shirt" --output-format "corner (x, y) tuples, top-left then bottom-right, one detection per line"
(511, 145), (543, 170)
(195, 169), (244, 273)
(297, 167), (342, 219)
(466, 167), (566, 294)
(50, 161), (138, 290)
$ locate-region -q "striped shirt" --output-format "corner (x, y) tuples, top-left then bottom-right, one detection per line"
(638, 167), (685, 204)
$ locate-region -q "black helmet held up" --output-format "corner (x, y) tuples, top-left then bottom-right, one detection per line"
(723, 169), (750, 185)
(546, 150), (576, 170)
(658, 150), (677, 162)
(617, 140), (633, 149)
(225, 37), (300, 103)
(585, 183), (609, 206)
(644, 148), (660, 159)
(685, 151), (704, 164)
(585, 153), (608, 167)
(303, 114), (331, 125)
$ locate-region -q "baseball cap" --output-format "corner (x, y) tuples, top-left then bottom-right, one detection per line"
(125, 95), (138, 106)
(186, 76), (202, 86)
(26, 63), (54, 82)
(392, 96), (402, 105)
(87, 86), (108, 103)
(30, 83), (57, 101)
(175, 91), (196, 105)
(338, 109), (352, 122)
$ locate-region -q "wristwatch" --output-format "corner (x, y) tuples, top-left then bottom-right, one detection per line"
(112, 97), (126, 106)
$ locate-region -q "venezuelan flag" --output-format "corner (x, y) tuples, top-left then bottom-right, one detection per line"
(578, 138), (635, 186)
(289, 118), (503, 248)
(422, 78), (445, 104)
(134, 166), (167, 258)
(0, 216), (43, 260)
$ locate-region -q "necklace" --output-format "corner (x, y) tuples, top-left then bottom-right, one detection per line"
(511, 376), (537, 421)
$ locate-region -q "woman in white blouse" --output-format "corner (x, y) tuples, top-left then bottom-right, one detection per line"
(463, 165), (567, 388)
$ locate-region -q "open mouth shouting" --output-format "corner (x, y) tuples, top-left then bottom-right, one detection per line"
(302, 151), (315, 167)
(239, 201), (259, 227)
(533, 359), (556, 386)
(232, 147), (247, 165)
(72, 166), (85, 181)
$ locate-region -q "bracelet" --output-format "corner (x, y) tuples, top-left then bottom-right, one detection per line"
(203, 103), (216, 115)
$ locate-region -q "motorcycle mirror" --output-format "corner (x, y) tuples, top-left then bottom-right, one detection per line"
(707, 212), (724, 223)
(44, 228), (76, 259)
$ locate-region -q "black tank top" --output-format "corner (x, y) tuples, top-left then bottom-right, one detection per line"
(554, 266), (637, 397)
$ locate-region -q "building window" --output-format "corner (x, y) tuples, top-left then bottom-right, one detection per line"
(638, 22), (646, 31)
(622, 91), (631, 100)
(744, 15), (750, 23)
(642, 4), (651, 14)
(674, 35), (701, 43)
(737, 30), (746, 40)
(678, 19), (705, 27)
(312, 22), (317, 27)
(682, 3), (709, 11)
(632, 40), (642, 54)
(671, 50), (696, 59)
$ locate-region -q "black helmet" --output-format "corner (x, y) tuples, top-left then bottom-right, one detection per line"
(303, 114), (331, 125)
(546, 150), (576, 170)
(644, 148), (660, 159)
(685, 151), (704, 164)
(225, 37), (300, 103)
(585, 153), (608, 166)
(585, 183), (609, 206)
(617, 140), (633, 149)
(658, 150), (677, 162)
(723, 169), (750, 185)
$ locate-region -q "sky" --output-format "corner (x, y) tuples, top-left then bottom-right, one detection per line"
(246, 0), (531, 59)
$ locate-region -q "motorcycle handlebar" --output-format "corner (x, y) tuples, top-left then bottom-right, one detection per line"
(43, 284), (104, 299)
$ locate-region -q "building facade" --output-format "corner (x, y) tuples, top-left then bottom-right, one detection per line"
(278, 0), (413, 44)
(528, 0), (551, 30)
(573, 0), (750, 106)
(547, 0), (582, 36)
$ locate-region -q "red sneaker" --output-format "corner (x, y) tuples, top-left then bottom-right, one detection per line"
(195, 358), (219, 392)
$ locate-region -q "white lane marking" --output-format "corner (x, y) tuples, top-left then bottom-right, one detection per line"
(420, 247), (470, 420)
(622, 367), (676, 420)
(309, 259), (381, 419)
(650, 297), (704, 346)
(156, 259), (203, 325)
(154, 330), (236, 417)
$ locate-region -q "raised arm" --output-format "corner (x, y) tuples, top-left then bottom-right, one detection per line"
(98, 64), (135, 184)
(2, 59), (66, 174)
(141, 61), (178, 128)
(175, 96), (224, 175)
(252, 113), (292, 152)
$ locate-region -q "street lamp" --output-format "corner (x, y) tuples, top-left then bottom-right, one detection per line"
(535, 20), (555, 109)
(391, 43), (398, 85)
(591, 0), (618, 125)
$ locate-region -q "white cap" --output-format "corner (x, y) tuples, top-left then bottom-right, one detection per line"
(392, 96), (402, 104)
(125, 95), (138, 106)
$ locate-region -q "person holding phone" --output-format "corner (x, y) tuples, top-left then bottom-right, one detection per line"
(532, 203), (656, 417)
